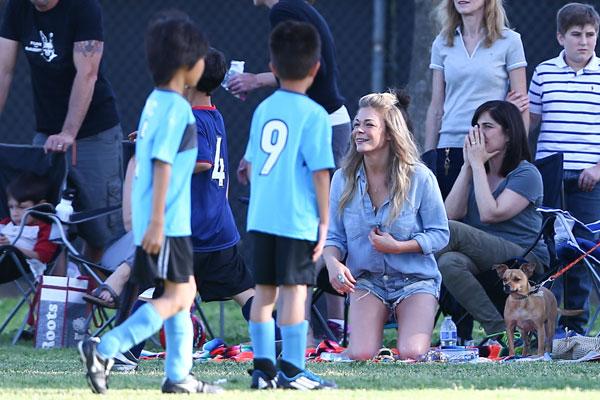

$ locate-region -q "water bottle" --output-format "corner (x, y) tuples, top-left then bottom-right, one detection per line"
(55, 190), (75, 222)
(221, 60), (246, 100)
(440, 316), (458, 347)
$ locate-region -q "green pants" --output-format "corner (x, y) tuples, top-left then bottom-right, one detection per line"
(435, 220), (542, 335)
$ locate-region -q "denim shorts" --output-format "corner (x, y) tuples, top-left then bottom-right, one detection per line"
(354, 274), (440, 311)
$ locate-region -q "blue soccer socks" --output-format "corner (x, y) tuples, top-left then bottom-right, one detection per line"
(163, 310), (193, 382)
(280, 320), (308, 371)
(249, 319), (276, 365)
(97, 302), (163, 359)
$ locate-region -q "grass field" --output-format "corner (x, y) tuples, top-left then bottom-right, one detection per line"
(2, 296), (600, 399)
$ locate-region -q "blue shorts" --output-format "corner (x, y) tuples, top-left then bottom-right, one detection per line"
(354, 274), (439, 311)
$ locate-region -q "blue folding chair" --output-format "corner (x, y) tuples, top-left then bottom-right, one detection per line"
(538, 207), (600, 336)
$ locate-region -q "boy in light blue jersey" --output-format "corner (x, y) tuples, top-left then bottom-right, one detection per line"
(78, 11), (222, 394)
(245, 20), (335, 390)
(529, 3), (600, 336)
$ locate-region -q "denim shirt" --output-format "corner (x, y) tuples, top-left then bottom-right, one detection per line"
(326, 163), (449, 288)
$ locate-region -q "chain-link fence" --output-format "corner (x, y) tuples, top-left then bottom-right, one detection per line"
(0, 0), (598, 247)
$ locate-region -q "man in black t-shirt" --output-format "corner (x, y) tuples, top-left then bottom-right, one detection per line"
(231, 0), (351, 177)
(0, 0), (124, 257)
(230, 0), (351, 346)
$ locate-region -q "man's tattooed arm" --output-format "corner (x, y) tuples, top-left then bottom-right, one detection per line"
(73, 40), (104, 57)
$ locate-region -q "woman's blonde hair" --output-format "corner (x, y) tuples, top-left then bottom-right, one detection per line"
(338, 90), (421, 225)
(435, 0), (509, 47)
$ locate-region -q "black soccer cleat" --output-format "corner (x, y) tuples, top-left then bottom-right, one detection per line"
(249, 357), (278, 389)
(249, 368), (278, 389)
(78, 337), (114, 394)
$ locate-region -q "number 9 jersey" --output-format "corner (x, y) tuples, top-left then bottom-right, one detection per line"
(244, 89), (334, 242)
(190, 105), (240, 252)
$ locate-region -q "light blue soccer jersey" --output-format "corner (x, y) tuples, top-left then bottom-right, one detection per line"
(132, 89), (197, 245)
(244, 89), (334, 241)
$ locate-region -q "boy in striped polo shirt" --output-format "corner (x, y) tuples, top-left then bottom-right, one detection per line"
(529, 2), (600, 336)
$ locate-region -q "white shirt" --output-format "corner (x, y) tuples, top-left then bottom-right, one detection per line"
(529, 51), (600, 170)
(0, 221), (39, 251)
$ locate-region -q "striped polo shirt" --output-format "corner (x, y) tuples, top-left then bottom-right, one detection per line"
(529, 50), (600, 171)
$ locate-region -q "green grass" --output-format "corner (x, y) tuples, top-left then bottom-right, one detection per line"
(1, 345), (600, 399)
(3, 297), (600, 399)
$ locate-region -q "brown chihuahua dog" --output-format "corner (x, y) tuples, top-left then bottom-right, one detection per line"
(494, 263), (557, 357)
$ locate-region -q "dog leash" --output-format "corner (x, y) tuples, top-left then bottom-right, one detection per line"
(529, 240), (600, 295)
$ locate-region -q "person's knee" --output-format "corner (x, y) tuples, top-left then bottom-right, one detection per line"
(437, 253), (466, 276)
(347, 333), (380, 360)
(349, 347), (377, 361)
(448, 220), (462, 233)
(166, 297), (192, 314)
(280, 284), (306, 299)
(254, 285), (278, 305)
(165, 283), (196, 312)
(397, 345), (427, 361)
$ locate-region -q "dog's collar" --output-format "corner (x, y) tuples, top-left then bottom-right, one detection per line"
(527, 282), (542, 296)
(510, 292), (530, 300)
(511, 283), (542, 299)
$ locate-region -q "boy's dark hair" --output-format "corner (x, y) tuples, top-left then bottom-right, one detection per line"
(146, 10), (209, 86)
(195, 47), (227, 95)
(557, 3), (600, 35)
(6, 172), (49, 204)
(471, 100), (532, 178)
(269, 20), (321, 80)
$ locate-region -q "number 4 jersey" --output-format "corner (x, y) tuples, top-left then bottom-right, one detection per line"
(244, 89), (334, 241)
(190, 106), (240, 252)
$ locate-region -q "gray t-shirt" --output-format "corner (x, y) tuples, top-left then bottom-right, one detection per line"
(430, 28), (527, 148)
(463, 161), (549, 266)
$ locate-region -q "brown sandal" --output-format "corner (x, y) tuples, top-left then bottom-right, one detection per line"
(82, 284), (120, 309)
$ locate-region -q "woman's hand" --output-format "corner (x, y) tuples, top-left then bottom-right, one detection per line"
(462, 134), (471, 169)
(326, 259), (356, 295)
(369, 227), (401, 254)
(465, 125), (499, 167)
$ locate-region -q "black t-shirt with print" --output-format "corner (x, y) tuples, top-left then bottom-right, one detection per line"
(270, 0), (345, 114)
(0, 0), (119, 138)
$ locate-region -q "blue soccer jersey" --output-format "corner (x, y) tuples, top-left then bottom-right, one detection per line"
(190, 106), (240, 252)
(244, 89), (334, 241)
(132, 89), (197, 245)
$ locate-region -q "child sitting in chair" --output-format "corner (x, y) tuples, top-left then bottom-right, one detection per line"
(0, 172), (58, 283)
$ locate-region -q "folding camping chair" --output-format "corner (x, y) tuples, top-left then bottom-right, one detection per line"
(537, 207), (600, 336)
(0, 144), (67, 343)
(311, 267), (349, 346)
(0, 144), (123, 344)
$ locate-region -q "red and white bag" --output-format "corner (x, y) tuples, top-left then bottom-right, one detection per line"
(33, 275), (91, 349)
